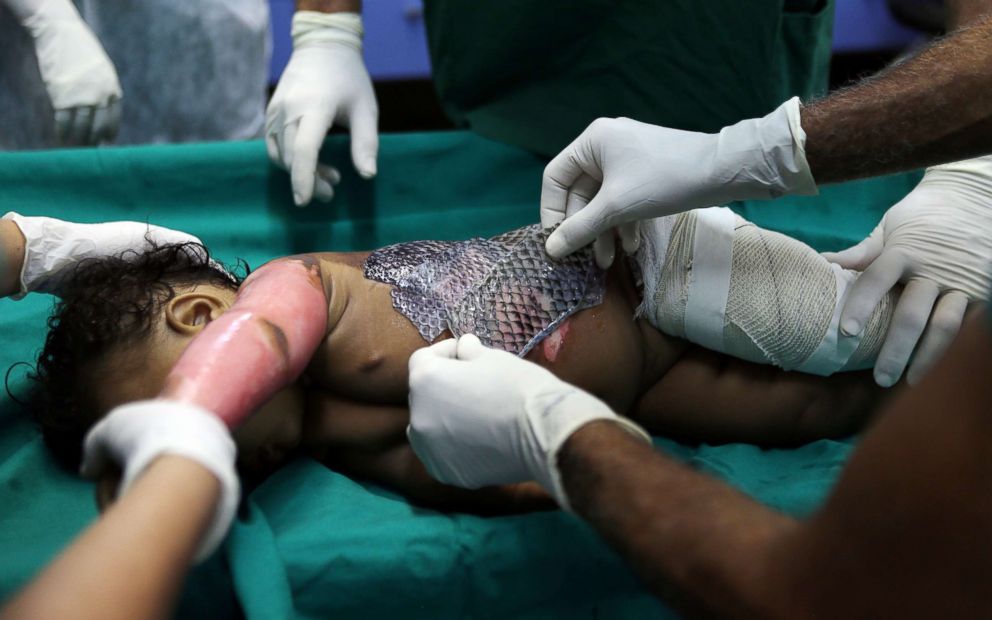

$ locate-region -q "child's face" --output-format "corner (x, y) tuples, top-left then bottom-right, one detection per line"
(94, 283), (306, 479)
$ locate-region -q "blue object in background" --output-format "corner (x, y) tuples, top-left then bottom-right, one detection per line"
(833, 0), (926, 52)
(269, 0), (925, 86)
(269, 0), (431, 85)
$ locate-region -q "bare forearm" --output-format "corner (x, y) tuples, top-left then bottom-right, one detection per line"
(559, 421), (799, 618)
(296, 0), (360, 12)
(1, 456), (219, 620)
(803, 14), (992, 182)
(773, 314), (992, 617)
(0, 219), (26, 298)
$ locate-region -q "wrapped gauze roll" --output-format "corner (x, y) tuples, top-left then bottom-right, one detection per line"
(636, 207), (897, 375)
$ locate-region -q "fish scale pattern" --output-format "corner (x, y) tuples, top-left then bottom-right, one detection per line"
(363, 225), (606, 356)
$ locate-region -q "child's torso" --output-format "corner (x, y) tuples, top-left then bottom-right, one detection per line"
(304, 248), (687, 414)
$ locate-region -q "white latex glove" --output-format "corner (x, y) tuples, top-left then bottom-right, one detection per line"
(823, 156), (992, 387)
(541, 97), (817, 268)
(80, 400), (239, 564)
(407, 335), (651, 510)
(6, 0), (122, 145)
(2, 212), (208, 298)
(266, 11), (378, 207)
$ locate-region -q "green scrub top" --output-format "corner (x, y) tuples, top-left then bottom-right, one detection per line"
(424, 0), (834, 157)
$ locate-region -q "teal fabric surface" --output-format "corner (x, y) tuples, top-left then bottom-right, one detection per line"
(0, 132), (921, 618)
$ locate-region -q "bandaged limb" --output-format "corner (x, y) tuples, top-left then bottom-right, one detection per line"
(637, 208), (897, 376)
(162, 257), (330, 428)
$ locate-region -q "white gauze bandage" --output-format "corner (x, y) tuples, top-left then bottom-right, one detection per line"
(635, 207), (897, 375)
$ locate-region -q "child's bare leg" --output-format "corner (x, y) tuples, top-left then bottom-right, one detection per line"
(630, 345), (887, 446)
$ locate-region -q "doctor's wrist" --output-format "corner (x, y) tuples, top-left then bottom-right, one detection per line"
(292, 10), (363, 51)
(536, 391), (651, 511)
(297, 0), (360, 13)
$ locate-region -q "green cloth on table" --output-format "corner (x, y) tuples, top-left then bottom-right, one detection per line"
(425, 0), (834, 156)
(0, 131), (919, 618)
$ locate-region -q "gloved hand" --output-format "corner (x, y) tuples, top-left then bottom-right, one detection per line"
(2, 212), (207, 298)
(5, 0), (122, 145)
(266, 11), (378, 207)
(407, 335), (651, 510)
(824, 156), (992, 387)
(81, 400), (239, 563)
(541, 97), (817, 267)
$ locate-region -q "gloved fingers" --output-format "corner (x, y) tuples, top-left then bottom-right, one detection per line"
(65, 106), (95, 146)
(311, 164), (341, 203)
(54, 108), (72, 145)
(105, 98), (121, 142)
(563, 173), (600, 218)
(593, 232), (616, 269)
(145, 224), (202, 247)
(904, 290), (969, 385)
(279, 121), (299, 172)
(291, 114), (330, 206)
(839, 249), (906, 337)
(89, 103), (113, 145)
(453, 334), (489, 360)
(545, 196), (613, 260)
(312, 176), (336, 203)
(89, 99), (121, 145)
(541, 137), (598, 229)
(409, 338), (459, 373)
(822, 224), (884, 270)
(264, 103), (285, 165)
(317, 163), (341, 185)
(53, 109), (76, 146)
(348, 100), (379, 179)
(619, 221), (640, 254)
(265, 131), (281, 168)
(563, 174), (612, 266)
(873, 278), (940, 387)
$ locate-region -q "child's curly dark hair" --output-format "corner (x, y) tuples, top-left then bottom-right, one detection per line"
(24, 241), (246, 472)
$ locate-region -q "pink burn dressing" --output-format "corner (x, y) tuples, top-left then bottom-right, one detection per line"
(162, 258), (328, 429)
(541, 318), (571, 363)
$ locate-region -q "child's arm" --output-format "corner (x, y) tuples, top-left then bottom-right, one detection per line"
(304, 390), (555, 514)
(632, 345), (887, 446)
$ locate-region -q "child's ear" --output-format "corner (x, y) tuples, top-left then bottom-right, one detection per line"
(165, 292), (228, 335)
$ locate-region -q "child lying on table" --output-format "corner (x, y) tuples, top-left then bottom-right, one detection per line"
(16, 210), (895, 513)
